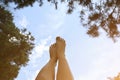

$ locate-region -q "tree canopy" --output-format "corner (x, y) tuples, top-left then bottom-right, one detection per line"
(1, 0), (120, 41)
(0, 0), (120, 79)
(0, 6), (34, 80)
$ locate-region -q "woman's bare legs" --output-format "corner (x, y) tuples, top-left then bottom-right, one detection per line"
(35, 37), (74, 80)
(35, 44), (57, 80)
(56, 37), (74, 80)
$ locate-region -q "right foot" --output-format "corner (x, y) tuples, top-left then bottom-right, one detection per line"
(56, 36), (66, 58)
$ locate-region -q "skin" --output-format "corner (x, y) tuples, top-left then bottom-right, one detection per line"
(56, 37), (74, 80)
(35, 44), (57, 80)
(35, 37), (74, 80)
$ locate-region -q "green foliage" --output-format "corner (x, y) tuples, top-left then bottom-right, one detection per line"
(0, 6), (34, 80)
(51, 0), (120, 41)
(1, 0), (42, 9)
(1, 0), (120, 79)
(1, 0), (120, 41)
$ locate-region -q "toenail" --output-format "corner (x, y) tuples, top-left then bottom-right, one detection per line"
(56, 36), (60, 40)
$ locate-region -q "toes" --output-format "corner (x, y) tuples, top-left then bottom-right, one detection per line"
(50, 43), (56, 48)
(50, 44), (54, 50)
(56, 36), (60, 41)
(53, 43), (56, 48)
(56, 36), (65, 41)
(49, 44), (52, 51)
(56, 36), (63, 41)
(56, 36), (66, 44)
(61, 38), (65, 42)
(50, 44), (53, 48)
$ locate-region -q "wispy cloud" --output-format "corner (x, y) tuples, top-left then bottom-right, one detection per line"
(37, 4), (67, 37)
(16, 36), (52, 80)
(47, 4), (66, 30)
(77, 42), (120, 80)
(29, 36), (52, 64)
(19, 15), (29, 28)
(28, 36), (52, 80)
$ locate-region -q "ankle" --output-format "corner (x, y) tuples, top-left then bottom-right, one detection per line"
(58, 55), (65, 60)
(50, 58), (57, 63)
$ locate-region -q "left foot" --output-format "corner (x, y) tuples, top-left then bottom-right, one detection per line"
(49, 43), (57, 62)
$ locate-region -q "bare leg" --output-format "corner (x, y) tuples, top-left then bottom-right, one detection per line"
(35, 44), (57, 80)
(56, 37), (74, 80)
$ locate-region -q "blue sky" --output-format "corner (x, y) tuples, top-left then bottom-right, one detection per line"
(12, 2), (120, 80)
